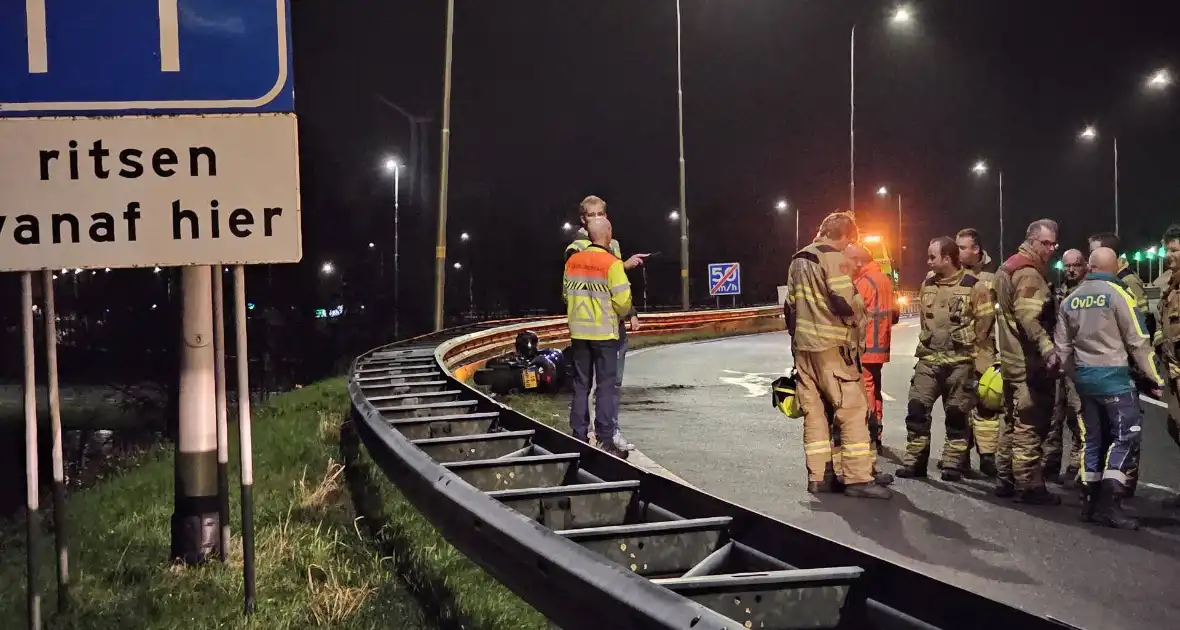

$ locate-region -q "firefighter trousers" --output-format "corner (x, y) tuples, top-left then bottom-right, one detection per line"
(794, 347), (874, 485)
(969, 406), (1001, 456)
(1165, 374), (1180, 450)
(997, 377), (1056, 490)
(903, 361), (974, 471)
(1078, 392), (1142, 489)
(1044, 377), (1083, 476)
(862, 363), (885, 449)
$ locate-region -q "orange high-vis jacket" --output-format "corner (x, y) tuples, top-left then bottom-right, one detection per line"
(854, 260), (893, 364)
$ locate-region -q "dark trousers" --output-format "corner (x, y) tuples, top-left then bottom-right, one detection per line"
(1078, 392), (1142, 489)
(569, 338), (620, 441)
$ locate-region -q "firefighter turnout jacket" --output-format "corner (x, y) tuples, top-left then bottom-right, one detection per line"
(1117, 260), (1148, 311)
(996, 245), (1056, 382)
(786, 242), (860, 352)
(1153, 268), (1180, 379)
(563, 244), (633, 341)
(854, 260), (894, 364)
(969, 251), (997, 298)
(1055, 273), (1162, 396)
(916, 268), (996, 375)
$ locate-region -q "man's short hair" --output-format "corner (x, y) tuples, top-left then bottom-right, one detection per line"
(1026, 219), (1059, 240)
(1088, 231), (1120, 252)
(931, 236), (960, 266)
(816, 212), (859, 242)
(1164, 224), (1180, 247)
(579, 195), (606, 216)
(956, 228), (983, 251)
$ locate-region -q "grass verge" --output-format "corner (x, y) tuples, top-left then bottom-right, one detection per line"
(0, 379), (428, 629)
(340, 420), (550, 630)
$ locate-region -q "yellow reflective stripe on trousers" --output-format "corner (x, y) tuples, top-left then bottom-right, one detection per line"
(804, 441), (832, 456)
(843, 442), (873, 458)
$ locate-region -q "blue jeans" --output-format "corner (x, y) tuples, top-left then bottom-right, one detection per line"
(1079, 391), (1142, 488)
(569, 339), (620, 441)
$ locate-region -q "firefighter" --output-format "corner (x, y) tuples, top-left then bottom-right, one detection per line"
(957, 228), (1001, 476)
(896, 237), (995, 481)
(994, 219), (1061, 504)
(785, 212), (891, 499)
(849, 243), (893, 454)
(1152, 224), (1180, 507)
(1087, 232), (1149, 495)
(562, 216), (634, 456)
(1055, 247), (1162, 529)
(566, 196), (649, 447)
(1044, 248), (1086, 484)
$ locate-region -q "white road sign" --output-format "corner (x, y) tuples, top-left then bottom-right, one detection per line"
(0, 114), (302, 271)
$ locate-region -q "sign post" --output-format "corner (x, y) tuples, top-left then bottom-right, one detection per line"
(2, 0), (300, 618)
(708, 263), (742, 308)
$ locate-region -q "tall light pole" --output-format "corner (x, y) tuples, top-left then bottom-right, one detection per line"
(775, 200), (798, 252)
(1077, 125), (1119, 236)
(432, 0), (456, 331)
(972, 160), (1004, 257)
(383, 157), (402, 338)
(675, 0), (690, 309)
(877, 186), (902, 262)
(849, 6), (914, 216)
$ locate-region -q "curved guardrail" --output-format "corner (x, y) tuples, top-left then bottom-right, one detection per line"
(347, 307), (1076, 630)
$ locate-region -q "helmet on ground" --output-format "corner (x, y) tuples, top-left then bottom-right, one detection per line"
(771, 373), (804, 419)
(977, 363), (1004, 412)
(515, 330), (540, 360)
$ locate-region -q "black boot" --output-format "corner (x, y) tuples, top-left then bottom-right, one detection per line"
(1079, 484), (1096, 523)
(940, 468), (963, 482)
(1093, 480), (1139, 530)
(979, 454), (998, 479)
(994, 478), (1016, 498)
(1064, 465), (1080, 487)
(895, 464), (928, 479)
(873, 470), (895, 486)
(1044, 466), (1063, 485)
(1014, 486), (1062, 505)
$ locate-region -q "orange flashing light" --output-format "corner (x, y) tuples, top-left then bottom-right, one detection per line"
(863, 235), (882, 243)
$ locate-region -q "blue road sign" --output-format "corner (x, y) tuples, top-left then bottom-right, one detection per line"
(0, 0), (294, 116)
(708, 262), (741, 296)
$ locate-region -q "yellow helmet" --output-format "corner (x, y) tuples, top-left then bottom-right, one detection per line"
(977, 363), (1004, 412)
(771, 373), (804, 419)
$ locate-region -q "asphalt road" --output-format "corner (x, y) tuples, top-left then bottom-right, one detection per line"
(620, 319), (1180, 630)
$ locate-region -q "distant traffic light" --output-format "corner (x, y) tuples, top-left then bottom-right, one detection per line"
(1133, 251), (1143, 262)
(1053, 260), (1064, 270)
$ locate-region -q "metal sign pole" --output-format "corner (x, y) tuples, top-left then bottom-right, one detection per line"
(212, 266), (231, 562)
(41, 270), (69, 611)
(233, 265), (257, 614)
(21, 272), (42, 630)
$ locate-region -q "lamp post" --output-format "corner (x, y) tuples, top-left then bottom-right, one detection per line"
(432, 0), (456, 331)
(971, 160), (1004, 257)
(877, 185), (903, 261)
(1077, 126), (1119, 236)
(674, 0), (690, 309)
(383, 157), (402, 338)
(775, 200), (798, 252)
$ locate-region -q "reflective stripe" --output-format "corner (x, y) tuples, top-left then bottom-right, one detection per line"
(1102, 470), (1129, 484)
(1081, 472), (1102, 482)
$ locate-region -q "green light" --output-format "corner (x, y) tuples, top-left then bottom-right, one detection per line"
(1054, 260), (1064, 270)
(1133, 252), (1143, 262)
(1147, 250), (1157, 260)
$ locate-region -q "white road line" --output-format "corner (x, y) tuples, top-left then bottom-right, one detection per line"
(159, 0), (181, 72)
(881, 391), (896, 402)
(25, 0), (48, 73)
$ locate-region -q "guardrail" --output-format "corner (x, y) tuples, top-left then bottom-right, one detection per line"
(347, 308), (1075, 630)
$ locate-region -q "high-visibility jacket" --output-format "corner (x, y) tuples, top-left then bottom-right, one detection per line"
(853, 260), (893, 364)
(563, 244), (633, 341)
(1055, 272), (1162, 396)
(566, 229), (635, 320)
(996, 245), (1055, 382)
(785, 241), (859, 352)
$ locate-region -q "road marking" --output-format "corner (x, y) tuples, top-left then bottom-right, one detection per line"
(882, 391), (896, 402)
(718, 370), (781, 398)
(25, 0), (48, 73)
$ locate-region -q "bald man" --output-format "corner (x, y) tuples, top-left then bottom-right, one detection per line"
(1056, 247), (1163, 529)
(1044, 248), (1087, 484)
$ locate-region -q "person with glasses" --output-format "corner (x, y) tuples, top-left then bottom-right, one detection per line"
(1044, 248), (1087, 486)
(994, 219), (1062, 504)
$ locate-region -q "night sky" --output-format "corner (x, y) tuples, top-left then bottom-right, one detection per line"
(292, 0), (1180, 332)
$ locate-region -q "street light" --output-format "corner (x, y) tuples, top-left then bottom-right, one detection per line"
(891, 5), (914, 24)
(1148, 68), (1173, 90)
(453, 262), (462, 270)
(876, 186), (889, 197)
(562, 222), (573, 232)
(674, 0), (690, 310)
(775, 200), (800, 251)
(321, 262), (335, 275)
(382, 156), (404, 338)
(1076, 125), (1119, 235)
(460, 232), (470, 242)
(971, 159), (1004, 257)
(669, 210), (680, 222)
(432, 0), (457, 332)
